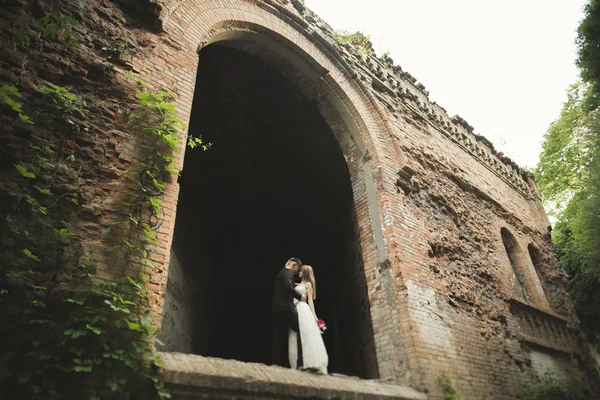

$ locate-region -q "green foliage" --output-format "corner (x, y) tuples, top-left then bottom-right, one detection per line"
(1, 94), (97, 396)
(439, 375), (463, 400)
(536, 81), (600, 336)
(132, 89), (209, 179)
(2, 4), (209, 398)
(517, 373), (582, 400)
(577, 0), (600, 109)
(0, 84), (199, 399)
(102, 42), (131, 63)
(552, 147), (600, 334)
(33, 10), (80, 46)
(13, 6), (80, 48)
(332, 30), (373, 55)
(13, 12), (31, 47)
(37, 84), (88, 133)
(536, 82), (595, 214)
(0, 85), (33, 124)
(537, 0), (600, 342)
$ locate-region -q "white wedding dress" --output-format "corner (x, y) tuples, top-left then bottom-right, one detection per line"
(288, 284), (328, 374)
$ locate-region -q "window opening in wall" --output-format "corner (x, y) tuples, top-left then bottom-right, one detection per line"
(501, 228), (530, 302)
(157, 43), (379, 379)
(528, 244), (548, 298)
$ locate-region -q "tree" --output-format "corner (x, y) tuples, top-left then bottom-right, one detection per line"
(536, 82), (600, 337)
(577, 0), (600, 109)
(536, 82), (595, 214)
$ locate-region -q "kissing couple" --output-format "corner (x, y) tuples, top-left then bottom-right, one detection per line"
(271, 257), (328, 374)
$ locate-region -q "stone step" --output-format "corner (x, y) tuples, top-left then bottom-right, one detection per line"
(156, 352), (427, 400)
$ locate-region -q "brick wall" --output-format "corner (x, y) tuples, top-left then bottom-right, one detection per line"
(2, 0), (597, 398)
(156, 249), (198, 353)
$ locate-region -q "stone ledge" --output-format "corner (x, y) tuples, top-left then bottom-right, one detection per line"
(517, 332), (573, 354)
(156, 352), (427, 400)
(507, 297), (569, 323)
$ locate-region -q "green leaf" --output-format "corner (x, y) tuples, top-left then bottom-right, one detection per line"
(22, 248), (40, 261)
(71, 330), (87, 339)
(58, 228), (77, 239)
(166, 163), (178, 176)
(15, 164), (36, 179)
(149, 196), (162, 211)
(43, 146), (55, 155)
(85, 324), (102, 335)
(19, 113), (34, 124)
(35, 186), (53, 195)
(126, 320), (141, 331)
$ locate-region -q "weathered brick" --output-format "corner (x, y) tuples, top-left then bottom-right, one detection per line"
(2, 0), (597, 399)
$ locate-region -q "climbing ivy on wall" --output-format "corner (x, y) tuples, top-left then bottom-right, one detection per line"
(0, 83), (177, 399)
(0, 2), (208, 399)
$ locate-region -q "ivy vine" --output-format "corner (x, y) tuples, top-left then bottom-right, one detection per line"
(0, 3), (208, 399)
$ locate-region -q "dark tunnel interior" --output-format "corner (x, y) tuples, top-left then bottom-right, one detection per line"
(160, 43), (378, 378)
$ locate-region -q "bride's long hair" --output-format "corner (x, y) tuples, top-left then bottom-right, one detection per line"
(301, 265), (317, 300)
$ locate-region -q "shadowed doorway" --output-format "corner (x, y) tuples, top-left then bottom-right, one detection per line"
(159, 43), (378, 379)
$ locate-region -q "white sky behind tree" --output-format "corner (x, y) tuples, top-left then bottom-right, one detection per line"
(304, 0), (587, 169)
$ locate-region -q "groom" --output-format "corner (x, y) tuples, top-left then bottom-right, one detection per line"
(272, 257), (306, 369)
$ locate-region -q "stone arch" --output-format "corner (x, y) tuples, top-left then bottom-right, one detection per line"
(156, 0), (401, 270)
(169, 4), (392, 163)
(196, 20), (371, 157)
(500, 229), (550, 309)
(150, 0), (405, 381)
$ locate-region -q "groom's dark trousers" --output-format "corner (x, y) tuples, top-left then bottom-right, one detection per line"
(272, 310), (303, 368)
(271, 268), (303, 368)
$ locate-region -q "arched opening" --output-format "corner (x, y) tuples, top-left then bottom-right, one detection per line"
(159, 43), (378, 379)
(527, 244), (542, 275)
(527, 244), (549, 299)
(501, 228), (530, 302)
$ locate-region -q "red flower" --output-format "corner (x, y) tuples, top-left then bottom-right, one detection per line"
(317, 319), (327, 333)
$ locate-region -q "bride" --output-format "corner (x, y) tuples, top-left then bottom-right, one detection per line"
(288, 265), (328, 374)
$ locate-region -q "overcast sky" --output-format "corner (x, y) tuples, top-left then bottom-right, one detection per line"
(304, 0), (587, 168)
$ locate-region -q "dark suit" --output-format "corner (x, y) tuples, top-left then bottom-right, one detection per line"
(271, 268), (303, 368)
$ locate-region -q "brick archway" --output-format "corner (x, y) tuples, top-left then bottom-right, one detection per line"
(140, 0), (406, 381)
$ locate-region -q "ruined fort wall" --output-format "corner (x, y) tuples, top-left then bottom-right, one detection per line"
(337, 20), (593, 400)
(376, 101), (582, 397)
(335, 13), (589, 400)
(1, 0), (596, 398)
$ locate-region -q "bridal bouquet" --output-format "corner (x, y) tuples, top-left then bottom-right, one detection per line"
(317, 319), (327, 334)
